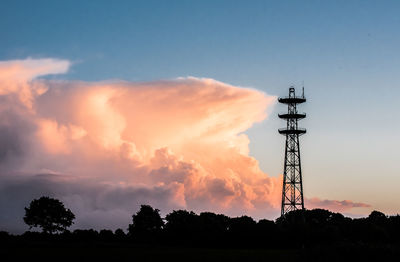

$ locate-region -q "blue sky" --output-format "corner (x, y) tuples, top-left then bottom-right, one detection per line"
(1, 0), (400, 214)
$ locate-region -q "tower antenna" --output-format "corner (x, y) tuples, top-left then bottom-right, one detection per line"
(278, 87), (307, 216)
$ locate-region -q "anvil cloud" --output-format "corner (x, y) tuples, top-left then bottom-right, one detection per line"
(0, 58), (369, 232)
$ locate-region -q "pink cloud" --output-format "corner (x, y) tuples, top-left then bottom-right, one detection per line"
(0, 58), (282, 232)
(0, 58), (69, 109)
(0, 58), (371, 233)
(306, 197), (371, 213)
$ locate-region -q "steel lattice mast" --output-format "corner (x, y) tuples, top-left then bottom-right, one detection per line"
(278, 87), (306, 216)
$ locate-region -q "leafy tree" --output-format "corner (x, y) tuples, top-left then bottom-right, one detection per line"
(128, 205), (164, 236)
(276, 209), (306, 226)
(196, 212), (230, 242)
(165, 210), (199, 234)
(114, 228), (126, 240)
(229, 215), (257, 234)
(24, 196), (75, 234)
(72, 229), (99, 241)
(99, 229), (114, 241)
(368, 210), (387, 224)
(198, 212), (230, 234)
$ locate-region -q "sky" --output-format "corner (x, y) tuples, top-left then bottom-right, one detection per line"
(1, 0), (400, 232)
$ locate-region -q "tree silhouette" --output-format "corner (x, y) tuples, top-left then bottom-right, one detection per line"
(7, 204), (400, 260)
(198, 212), (229, 234)
(114, 228), (126, 239)
(24, 196), (75, 234)
(165, 210), (199, 234)
(368, 210), (387, 224)
(229, 215), (257, 234)
(128, 205), (164, 237)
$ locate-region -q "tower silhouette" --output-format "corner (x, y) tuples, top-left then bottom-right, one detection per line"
(278, 87), (306, 216)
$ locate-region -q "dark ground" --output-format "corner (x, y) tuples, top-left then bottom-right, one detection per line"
(1, 242), (400, 262)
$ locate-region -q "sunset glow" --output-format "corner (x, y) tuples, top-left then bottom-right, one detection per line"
(0, 57), (372, 231)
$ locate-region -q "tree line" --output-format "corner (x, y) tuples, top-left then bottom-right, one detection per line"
(2, 196), (400, 249)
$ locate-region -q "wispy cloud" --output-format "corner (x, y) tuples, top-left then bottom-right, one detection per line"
(306, 197), (370, 213)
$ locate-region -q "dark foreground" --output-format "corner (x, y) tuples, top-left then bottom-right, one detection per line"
(3, 208), (400, 261)
(1, 245), (399, 262)
(1, 240), (400, 262)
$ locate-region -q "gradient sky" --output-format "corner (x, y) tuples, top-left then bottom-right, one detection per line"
(1, 0), (400, 220)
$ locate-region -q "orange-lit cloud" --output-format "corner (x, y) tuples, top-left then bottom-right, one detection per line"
(0, 58), (369, 232)
(0, 58), (282, 231)
(0, 58), (69, 109)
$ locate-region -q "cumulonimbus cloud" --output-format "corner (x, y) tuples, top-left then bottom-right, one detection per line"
(0, 58), (370, 233)
(0, 58), (282, 232)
